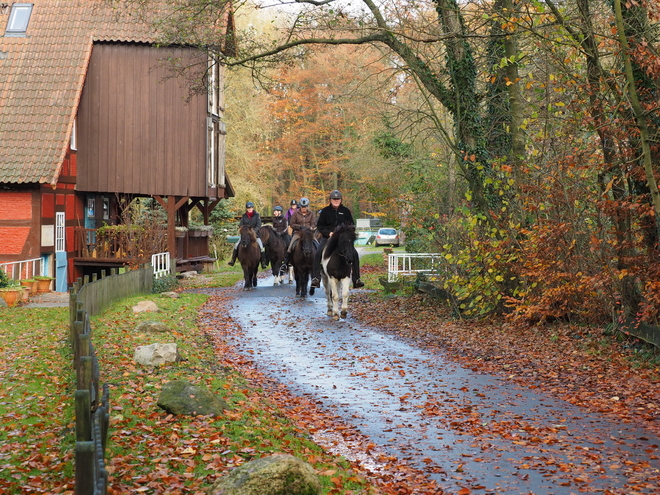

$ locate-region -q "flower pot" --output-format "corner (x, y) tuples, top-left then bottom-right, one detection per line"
(36, 278), (53, 293)
(0, 288), (22, 307)
(20, 280), (37, 294)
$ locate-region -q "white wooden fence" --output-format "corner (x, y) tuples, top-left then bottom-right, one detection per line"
(0, 257), (43, 280)
(151, 252), (171, 279)
(387, 253), (444, 282)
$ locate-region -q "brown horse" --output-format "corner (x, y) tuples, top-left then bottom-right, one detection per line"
(259, 225), (287, 285)
(290, 226), (316, 298)
(238, 226), (260, 290)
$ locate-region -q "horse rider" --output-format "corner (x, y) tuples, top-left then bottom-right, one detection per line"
(280, 197), (316, 270)
(228, 201), (269, 269)
(311, 190), (364, 289)
(271, 205), (290, 245)
(285, 199), (298, 223)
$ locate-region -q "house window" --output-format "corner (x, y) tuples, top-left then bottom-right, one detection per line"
(70, 118), (77, 151)
(5, 3), (33, 37)
(55, 212), (65, 253)
(208, 55), (220, 117)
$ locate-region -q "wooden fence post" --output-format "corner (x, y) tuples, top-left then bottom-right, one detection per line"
(75, 389), (91, 441)
(75, 441), (94, 495)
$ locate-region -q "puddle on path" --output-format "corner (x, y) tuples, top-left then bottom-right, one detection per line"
(203, 279), (660, 493)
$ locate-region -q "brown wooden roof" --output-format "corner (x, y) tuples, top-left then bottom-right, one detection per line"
(0, 1), (166, 186)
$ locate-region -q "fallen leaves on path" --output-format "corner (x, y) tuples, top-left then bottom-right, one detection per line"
(350, 293), (660, 438)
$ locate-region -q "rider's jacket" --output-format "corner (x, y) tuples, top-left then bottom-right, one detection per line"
(239, 211), (262, 235)
(272, 215), (288, 235)
(289, 209), (316, 231)
(316, 204), (354, 239)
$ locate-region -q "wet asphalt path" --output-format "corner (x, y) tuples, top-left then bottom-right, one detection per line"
(214, 276), (660, 494)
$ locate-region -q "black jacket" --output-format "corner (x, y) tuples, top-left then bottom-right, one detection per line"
(272, 215), (288, 235)
(239, 211), (262, 233)
(316, 203), (354, 238)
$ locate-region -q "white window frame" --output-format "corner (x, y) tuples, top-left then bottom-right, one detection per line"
(70, 118), (77, 151)
(5, 3), (33, 37)
(55, 212), (65, 253)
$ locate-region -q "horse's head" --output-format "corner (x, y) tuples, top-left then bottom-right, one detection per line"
(299, 227), (315, 256)
(331, 224), (357, 259)
(239, 225), (256, 247)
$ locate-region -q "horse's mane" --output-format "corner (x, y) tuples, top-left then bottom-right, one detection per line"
(325, 224), (356, 255)
(239, 225), (257, 241)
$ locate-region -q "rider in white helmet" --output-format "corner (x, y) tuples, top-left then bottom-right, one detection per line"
(280, 197), (316, 268)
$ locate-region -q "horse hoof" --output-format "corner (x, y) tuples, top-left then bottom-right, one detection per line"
(327, 310), (333, 316)
(340, 311), (347, 319)
(309, 287), (315, 295)
(333, 314), (340, 321)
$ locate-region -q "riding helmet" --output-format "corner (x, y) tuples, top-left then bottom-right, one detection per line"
(290, 199), (297, 206)
(245, 201), (254, 208)
(330, 190), (342, 200)
(299, 197), (310, 207)
(273, 206), (283, 212)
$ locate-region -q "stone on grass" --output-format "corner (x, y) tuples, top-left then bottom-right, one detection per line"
(133, 300), (159, 313)
(207, 454), (321, 495)
(161, 291), (180, 298)
(135, 321), (170, 334)
(134, 343), (179, 367)
(157, 380), (229, 417)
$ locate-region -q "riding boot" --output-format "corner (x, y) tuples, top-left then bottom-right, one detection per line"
(279, 252), (291, 275)
(260, 250), (269, 269)
(227, 247), (238, 266)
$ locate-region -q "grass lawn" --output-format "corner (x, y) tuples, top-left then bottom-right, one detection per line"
(0, 260), (385, 494)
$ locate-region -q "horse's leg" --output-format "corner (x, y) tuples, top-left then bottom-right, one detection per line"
(329, 278), (341, 319)
(340, 276), (351, 318)
(321, 273), (332, 315)
(242, 265), (251, 290)
(288, 265), (294, 284)
(300, 269), (308, 298)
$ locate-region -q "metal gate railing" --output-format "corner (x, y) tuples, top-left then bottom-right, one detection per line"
(387, 253), (443, 282)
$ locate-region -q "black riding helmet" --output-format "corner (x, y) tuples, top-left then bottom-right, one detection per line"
(330, 190), (342, 200)
(246, 201), (254, 208)
(290, 199), (298, 206)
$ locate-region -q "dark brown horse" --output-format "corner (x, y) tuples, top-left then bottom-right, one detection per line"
(259, 225), (287, 285)
(238, 225), (260, 290)
(320, 224), (356, 319)
(291, 226), (316, 298)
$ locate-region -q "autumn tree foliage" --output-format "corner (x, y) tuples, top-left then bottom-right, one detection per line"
(125, 0), (660, 331)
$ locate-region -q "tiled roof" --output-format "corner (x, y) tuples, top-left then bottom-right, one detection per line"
(0, 1), (161, 185)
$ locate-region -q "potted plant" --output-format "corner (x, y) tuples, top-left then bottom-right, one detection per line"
(20, 278), (38, 294)
(175, 226), (188, 238)
(199, 225), (214, 237)
(34, 275), (54, 293)
(0, 271), (23, 307)
(0, 286), (23, 307)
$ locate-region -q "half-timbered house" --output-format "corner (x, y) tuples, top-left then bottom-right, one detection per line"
(0, 0), (232, 291)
